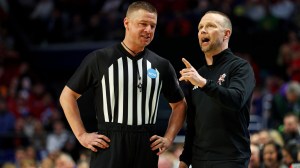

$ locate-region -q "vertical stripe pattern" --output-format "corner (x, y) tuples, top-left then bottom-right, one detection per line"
(100, 57), (163, 125)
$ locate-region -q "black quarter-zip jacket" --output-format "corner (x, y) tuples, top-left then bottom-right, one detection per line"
(180, 48), (256, 165)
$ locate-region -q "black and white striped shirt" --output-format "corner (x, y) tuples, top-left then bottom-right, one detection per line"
(67, 43), (184, 126)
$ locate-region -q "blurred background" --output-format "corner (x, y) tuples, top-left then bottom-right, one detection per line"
(1, 0), (300, 167)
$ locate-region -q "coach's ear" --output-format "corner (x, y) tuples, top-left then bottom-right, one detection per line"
(223, 29), (231, 41)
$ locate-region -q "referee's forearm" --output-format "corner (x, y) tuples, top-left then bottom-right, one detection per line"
(60, 86), (86, 139)
(164, 99), (187, 141)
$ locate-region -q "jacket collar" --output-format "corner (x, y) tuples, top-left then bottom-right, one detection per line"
(206, 48), (232, 68)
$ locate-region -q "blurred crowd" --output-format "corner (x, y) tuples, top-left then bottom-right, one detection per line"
(1, 0), (300, 44)
(1, 0), (300, 168)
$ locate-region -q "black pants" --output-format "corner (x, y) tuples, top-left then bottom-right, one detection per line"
(192, 158), (250, 168)
(90, 123), (159, 168)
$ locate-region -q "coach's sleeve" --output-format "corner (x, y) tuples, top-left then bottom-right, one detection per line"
(179, 82), (194, 166)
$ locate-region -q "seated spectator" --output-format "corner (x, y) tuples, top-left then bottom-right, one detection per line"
(29, 120), (47, 159)
(46, 120), (73, 155)
(20, 158), (37, 168)
(29, 0), (54, 44)
(54, 152), (76, 168)
(285, 82), (300, 116)
(249, 143), (261, 168)
(245, 0), (267, 22)
(77, 160), (89, 168)
(14, 147), (26, 168)
(40, 157), (54, 168)
(251, 132), (261, 146)
(41, 105), (62, 132)
(261, 141), (287, 168)
(269, 0), (295, 21)
(272, 81), (300, 128)
(277, 30), (300, 82)
(25, 145), (41, 165)
(13, 118), (30, 149)
(0, 96), (15, 135)
(1, 162), (16, 168)
(282, 142), (299, 167)
(259, 129), (273, 145)
(28, 82), (47, 119)
(269, 129), (285, 147)
(77, 148), (91, 163)
(281, 113), (300, 144)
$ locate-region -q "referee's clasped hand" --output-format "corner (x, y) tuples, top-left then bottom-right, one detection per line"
(150, 135), (172, 155)
(78, 132), (111, 152)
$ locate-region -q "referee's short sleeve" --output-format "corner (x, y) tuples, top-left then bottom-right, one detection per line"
(162, 61), (184, 103)
(67, 52), (98, 94)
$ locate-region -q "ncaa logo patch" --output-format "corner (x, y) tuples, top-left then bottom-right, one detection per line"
(147, 69), (157, 78)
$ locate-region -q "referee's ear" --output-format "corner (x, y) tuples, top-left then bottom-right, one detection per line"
(124, 17), (129, 30)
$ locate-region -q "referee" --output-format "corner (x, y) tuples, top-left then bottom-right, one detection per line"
(59, 1), (187, 168)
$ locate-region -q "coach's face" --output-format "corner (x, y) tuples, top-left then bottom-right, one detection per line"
(124, 9), (157, 48)
(198, 13), (227, 53)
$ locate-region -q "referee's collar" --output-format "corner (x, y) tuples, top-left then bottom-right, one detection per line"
(118, 43), (146, 60)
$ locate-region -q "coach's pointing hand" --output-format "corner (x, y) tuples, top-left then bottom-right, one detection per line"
(179, 58), (207, 88)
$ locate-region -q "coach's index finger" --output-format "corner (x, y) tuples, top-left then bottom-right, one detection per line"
(182, 58), (193, 68)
